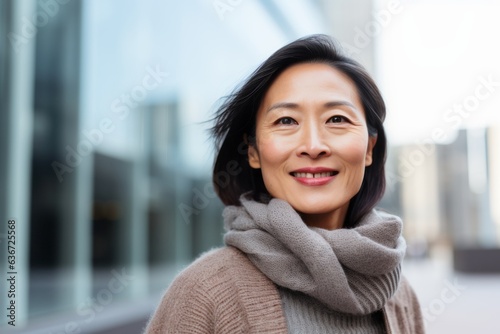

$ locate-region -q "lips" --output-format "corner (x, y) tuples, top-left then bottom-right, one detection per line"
(290, 167), (338, 186)
(291, 171), (336, 178)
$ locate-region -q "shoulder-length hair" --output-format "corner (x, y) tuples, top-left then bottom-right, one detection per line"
(210, 34), (387, 228)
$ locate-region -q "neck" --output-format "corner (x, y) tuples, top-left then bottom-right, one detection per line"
(300, 207), (347, 230)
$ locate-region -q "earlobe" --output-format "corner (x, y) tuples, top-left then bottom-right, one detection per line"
(247, 144), (261, 169)
(365, 135), (377, 167)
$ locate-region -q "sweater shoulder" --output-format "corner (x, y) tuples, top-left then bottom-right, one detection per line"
(145, 247), (288, 334)
(175, 246), (251, 282)
(158, 246), (255, 316)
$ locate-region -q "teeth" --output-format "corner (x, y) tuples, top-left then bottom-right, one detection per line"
(293, 172), (334, 178)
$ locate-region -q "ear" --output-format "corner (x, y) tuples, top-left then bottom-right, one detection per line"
(247, 144), (261, 169)
(365, 135), (377, 167)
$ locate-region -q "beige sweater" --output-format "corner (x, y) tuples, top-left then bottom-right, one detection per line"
(144, 247), (424, 334)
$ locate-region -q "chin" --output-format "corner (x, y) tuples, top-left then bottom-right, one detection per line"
(293, 204), (340, 216)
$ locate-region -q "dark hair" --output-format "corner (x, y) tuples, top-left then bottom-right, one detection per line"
(211, 34), (387, 228)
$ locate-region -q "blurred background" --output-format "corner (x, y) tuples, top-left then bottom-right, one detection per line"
(1, 0), (499, 333)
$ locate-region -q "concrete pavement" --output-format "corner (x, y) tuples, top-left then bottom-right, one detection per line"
(403, 247), (500, 333)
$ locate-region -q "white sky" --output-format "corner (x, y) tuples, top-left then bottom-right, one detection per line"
(377, 0), (500, 146)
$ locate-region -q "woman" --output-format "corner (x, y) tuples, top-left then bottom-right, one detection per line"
(145, 34), (424, 333)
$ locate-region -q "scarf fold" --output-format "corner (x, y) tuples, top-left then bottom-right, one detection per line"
(223, 196), (406, 315)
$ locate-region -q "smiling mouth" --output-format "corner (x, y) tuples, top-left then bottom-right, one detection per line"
(291, 171), (338, 178)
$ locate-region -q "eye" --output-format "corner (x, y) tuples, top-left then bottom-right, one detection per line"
(276, 117), (297, 125)
(327, 115), (348, 124)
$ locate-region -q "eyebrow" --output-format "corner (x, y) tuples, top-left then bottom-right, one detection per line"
(266, 100), (357, 113)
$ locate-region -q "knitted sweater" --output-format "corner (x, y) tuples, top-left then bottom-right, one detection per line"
(144, 247), (424, 334)
(277, 287), (386, 333)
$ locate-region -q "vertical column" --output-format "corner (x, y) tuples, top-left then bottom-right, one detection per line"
(488, 126), (500, 243)
(441, 131), (472, 245)
(123, 109), (149, 297)
(169, 101), (193, 263)
(400, 144), (441, 244)
(33, 0), (91, 308)
(157, 101), (192, 264)
(467, 128), (495, 246)
(318, 0), (376, 73)
(65, 0), (91, 309)
(0, 0), (36, 326)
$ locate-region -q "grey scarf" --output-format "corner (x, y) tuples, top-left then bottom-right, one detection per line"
(223, 196), (406, 315)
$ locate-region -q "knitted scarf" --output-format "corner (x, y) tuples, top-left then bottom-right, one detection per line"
(223, 196), (406, 315)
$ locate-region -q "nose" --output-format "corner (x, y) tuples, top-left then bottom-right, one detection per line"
(296, 121), (331, 159)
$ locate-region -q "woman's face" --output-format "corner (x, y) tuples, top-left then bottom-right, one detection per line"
(248, 62), (376, 230)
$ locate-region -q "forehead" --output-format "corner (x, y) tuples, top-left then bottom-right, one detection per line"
(262, 62), (362, 106)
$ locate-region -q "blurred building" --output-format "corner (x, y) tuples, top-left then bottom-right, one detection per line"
(388, 127), (500, 263)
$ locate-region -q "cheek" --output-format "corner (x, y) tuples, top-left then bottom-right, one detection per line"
(338, 137), (369, 192)
(335, 136), (369, 165)
(257, 140), (284, 170)
(255, 136), (292, 197)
